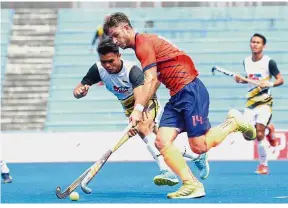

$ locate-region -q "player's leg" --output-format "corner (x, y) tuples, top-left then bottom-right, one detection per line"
(137, 99), (179, 186)
(156, 100), (205, 199)
(143, 129), (205, 184)
(189, 110), (256, 155)
(140, 131), (179, 186)
(266, 123), (277, 147)
(185, 78), (256, 163)
(152, 99), (207, 175)
(1, 160), (12, 183)
(177, 78), (211, 181)
(156, 127), (205, 199)
(255, 123), (269, 174)
(254, 105), (272, 174)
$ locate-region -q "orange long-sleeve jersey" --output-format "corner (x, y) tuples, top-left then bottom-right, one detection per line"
(135, 33), (199, 96)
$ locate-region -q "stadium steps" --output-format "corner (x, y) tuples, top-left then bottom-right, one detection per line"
(1, 9), (57, 131)
(1, 9), (13, 93)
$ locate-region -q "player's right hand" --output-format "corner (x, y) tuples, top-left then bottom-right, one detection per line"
(128, 128), (138, 137)
(74, 85), (90, 98)
(258, 80), (274, 88)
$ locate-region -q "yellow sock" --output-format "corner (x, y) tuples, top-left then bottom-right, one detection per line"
(205, 118), (237, 150)
(160, 144), (199, 183)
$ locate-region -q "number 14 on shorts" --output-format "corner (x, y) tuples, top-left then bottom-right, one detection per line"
(192, 115), (203, 126)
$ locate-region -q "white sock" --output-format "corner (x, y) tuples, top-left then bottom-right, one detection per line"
(142, 133), (171, 172)
(1, 160), (10, 174)
(179, 145), (201, 161)
(258, 140), (268, 166)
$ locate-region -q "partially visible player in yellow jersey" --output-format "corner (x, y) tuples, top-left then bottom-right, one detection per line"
(90, 16), (111, 54)
(90, 25), (106, 53)
(235, 33), (284, 174)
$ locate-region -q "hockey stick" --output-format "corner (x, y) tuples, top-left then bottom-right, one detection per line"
(55, 123), (132, 199)
(56, 102), (156, 198)
(80, 102), (157, 194)
(211, 66), (260, 86)
(80, 127), (131, 194)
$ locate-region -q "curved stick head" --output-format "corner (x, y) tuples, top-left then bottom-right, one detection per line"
(56, 186), (67, 199)
(81, 183), (92, 194)
(56, 186), (61, 192)
(80, 175), (93, 194)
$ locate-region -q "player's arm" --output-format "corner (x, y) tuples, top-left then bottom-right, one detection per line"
(134, 41), (159, 109)
(73, 64), (102, 99)
(130, 65), (160, 104)
(264, 59), (284, 87)
(141, 66), (159, 105)
(129, 65), (144, 103)
(127, 65), (144, 136)
(132, 67), (158, 111)
(235, 75), (248, 84)
(235, 60), (248, 84)
(129, 40), (159, 125)
(129, 66), (158, 126)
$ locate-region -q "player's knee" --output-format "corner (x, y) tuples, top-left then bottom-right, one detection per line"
(189, 136), (208, 154)
(190, 145), (208, 154)
(155, 127), (178, 151)
(256, 123), (266, 141)
(155, 136), (164, 150)
(256, 131), (265, 141)
(155, 135), (172, 151)
(189, 142), (208, 154)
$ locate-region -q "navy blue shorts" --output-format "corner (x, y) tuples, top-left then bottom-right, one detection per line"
(159, 77), (211, 138)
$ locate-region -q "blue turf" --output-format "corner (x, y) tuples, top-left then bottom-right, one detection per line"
(1, 161), (288, 203)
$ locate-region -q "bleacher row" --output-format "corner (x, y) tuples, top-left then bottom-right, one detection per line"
(1, 7), (287, 132)
(45, 7), (288, 131)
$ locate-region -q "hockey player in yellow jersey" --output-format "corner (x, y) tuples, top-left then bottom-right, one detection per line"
(235, 33), (284, 174)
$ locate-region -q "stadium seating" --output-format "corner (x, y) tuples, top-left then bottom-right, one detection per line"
(39, 6), (288, 131)
(1, 9), (13, 90)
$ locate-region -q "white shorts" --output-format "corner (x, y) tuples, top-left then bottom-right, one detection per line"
(243, 105), (272, 127)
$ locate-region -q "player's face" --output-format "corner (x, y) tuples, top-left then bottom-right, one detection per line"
(108, 25), (130, 49)
(99, 52), (122, 74)
(250, 36), (265, 54)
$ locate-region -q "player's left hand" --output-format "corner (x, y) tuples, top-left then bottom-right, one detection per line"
(258, 80), (274, 88)
(129, 109), (142, 127)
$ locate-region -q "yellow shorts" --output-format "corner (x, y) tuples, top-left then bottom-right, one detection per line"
(125, 99), (162, 123)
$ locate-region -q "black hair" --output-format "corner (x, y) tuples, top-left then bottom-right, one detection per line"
(103, 12), (132, 35)
(250, 33), (267, 45)
(97, 37), (119, 55)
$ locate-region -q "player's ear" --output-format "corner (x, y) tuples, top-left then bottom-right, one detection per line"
(123, 24), (130, 34)
(123, 24), (130, 31)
